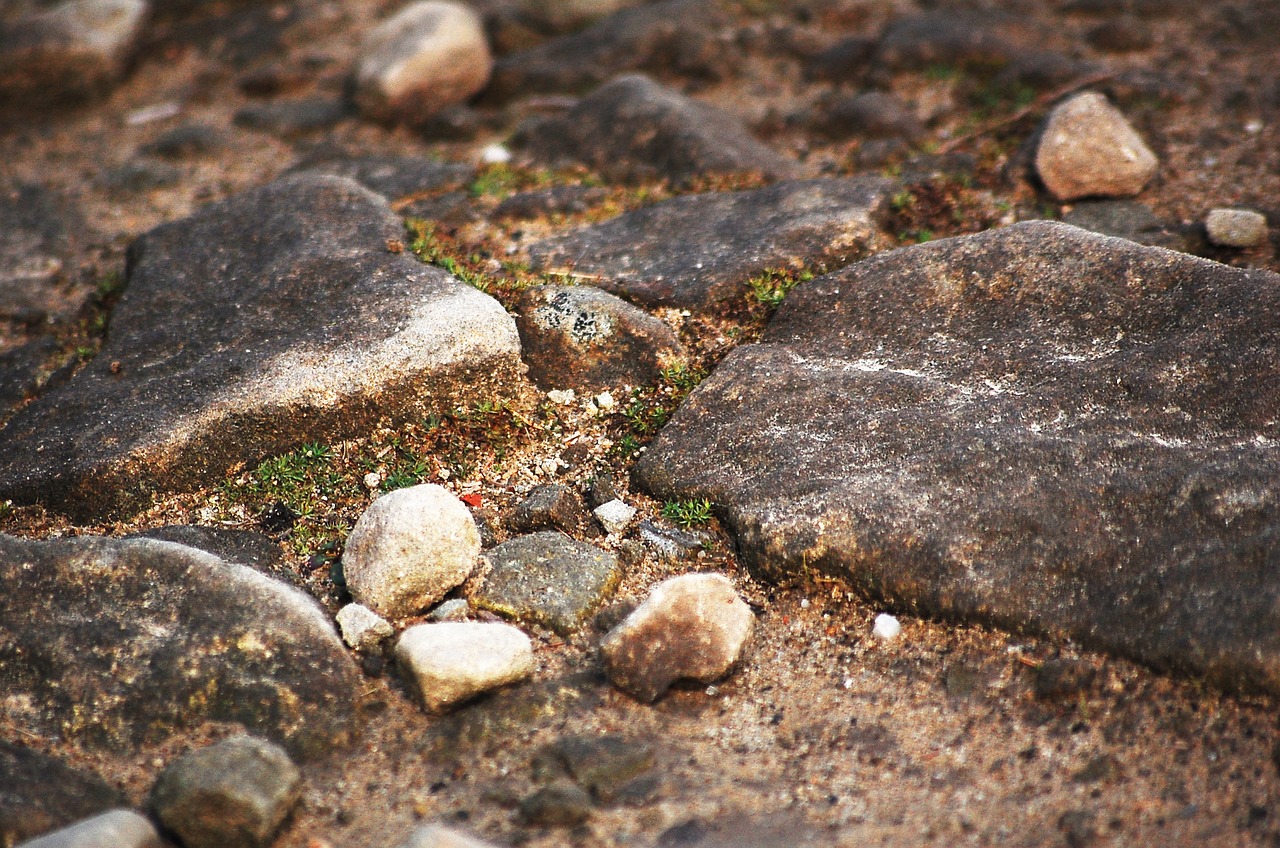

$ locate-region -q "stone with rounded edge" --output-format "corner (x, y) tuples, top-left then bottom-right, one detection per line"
(1035, 91), (1157, 201)
(395, 621), (535, 712)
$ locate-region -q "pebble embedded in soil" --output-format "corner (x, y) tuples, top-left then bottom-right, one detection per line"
(1034, 91), (1158, 201)
(394, 621), (535, 713)
(872, 613), (901, 641)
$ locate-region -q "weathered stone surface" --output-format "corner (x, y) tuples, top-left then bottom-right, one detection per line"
(637, 221), (1280, 695)
(232, 97), (351, 136)
(592, 499), (636, 536)
(1205, 208), (1267, 248)
(395, 621), (535, 712)
(513, 285), (683, 390)
(1061, 199), (1187, 251)
(0, 742), (124, 847)
(0, 534), (360, 758)
(1035, 91), (1158, 201)
(515, 74), (800, 186)
(14, 809), (161, 848)
(343, 484), (481, 619)
(149, 736), (301, 848)
(492, 184), (609, 221)
(335, 603), (395, 652)
(0, 182), (88, 325)
(474, 531), (622, 636)
(396, 823), (502, 848)
(128, 525), (284, 572)
(0, 0), (149, 109)
(487, 0), (733, 100)
(508, 483), (598, 538)
(527, 176), (894, 313)
(534, 734), (656, 804)
(600, 573), (754, 702)
(0, 336), (59, 417)
(0, 173), (521, 520)
(291, 154), (474, 204)
(352, 1), (492, 126)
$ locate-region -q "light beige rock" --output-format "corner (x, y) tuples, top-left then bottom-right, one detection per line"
(343, 484), (481, 618)
(353, 1), (492, 125)
(395, 621), (535, 712)
(335, 602), (394, 652)
(1205, 208), (1267, 248)
(1034, 91), (1157, 201)
(600, 572), (754, 702)
(396, 823), (503, 848)
(16, 810), (161, 848)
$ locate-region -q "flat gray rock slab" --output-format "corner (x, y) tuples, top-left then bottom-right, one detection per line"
(0, 534), (361, 759)
(515, 74), (800, 187)
(474, 531), (622, 636)
(637, 221), (1280, 695)
(0, 172), (521, 520)
(526, 176), (895, 314)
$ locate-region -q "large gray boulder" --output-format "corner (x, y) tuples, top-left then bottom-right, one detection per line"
(0, 534), (360, 759)
(527, 176), (895, 314)
(0, 173), (521, 520)
(637, 222), (1280, 695)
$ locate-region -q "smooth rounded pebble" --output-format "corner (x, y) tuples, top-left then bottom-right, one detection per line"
(353, 0), (492, 125)
(600, 572), (754, 703)
(15, 809), (161, 848)
(149, 736), (301, 848)
(335, 602), (394, 653)
(1205, 208), (1267, 248)
(872, 613), (901, 640)
(395, 621), (535, 712)
(396, 823), (503, 848)
(1034, 91), (1157, 201)
(343, 484), (481, 618)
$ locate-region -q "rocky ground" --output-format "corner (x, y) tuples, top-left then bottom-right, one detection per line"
(3, 0), (1280, 847)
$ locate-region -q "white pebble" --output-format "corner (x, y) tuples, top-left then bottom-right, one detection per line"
(593, 498), (637, 535)
(395, 621), (534, 712)
(363, 471), (382, 490)
(594, 390), (616, 410)
(872, 613), (901, 641)
(481, 143), (512, 164)
(547, 388), (576, 405)
(336, 603), (394, 652)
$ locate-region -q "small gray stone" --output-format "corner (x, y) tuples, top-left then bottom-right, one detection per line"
(396, 823), (502, 848)
(395, 621), (534, 712)
(335, 603), (395, 652)
(637, 521), (705, 562)
(508, 484), (597, 537)
(353, 1), (492, 126)
(514, 286), (683, 391)
(1035, 91), (1158, 200)
(600, 573), (754, 702)
(343, 484), (482, 619)
(141, 122), (229, 159)
(1061, 200), (1185, 250)
(1205, 208), (1268, 248)
(233, 97), (351, 136)
(149, 736), (301, 848)
(519, 782), (594, 827)
(536, 734), (656, 804)
(593, 499), (637, 536)
(427, 598), (472, 622)
(14, 810), (160, 848)
(474, 531), (622, 636)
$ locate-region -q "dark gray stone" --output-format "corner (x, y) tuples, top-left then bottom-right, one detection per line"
(97, 160), (183, 195)
(149, 736), (301, 848)
(0, 336), (59, 416)
(509, 483), (598, 538)
(0, 182), (88, 324)
(233, 97), (351, 136)
(808, 91), (924, 142)
(289, 154), (474, 204)
(637, 520), (705, 562)
(473, 531), (622, 636)
(534, 734), (656, 804)
(0, 173), (521, 520)
(871, 9), (1056, 75)
(519, 782), (594, 826)
(0, 535), (360, 758)
(527, 176), (895, 314)
(513, 285), (683, 390)
(0, 742), (125, 847)
(127, 525), (293, 587)
(515, 74), (800, 186)
(141, 122), (230, 159)
(1061, 200), (1188, 251)
(636, 221), (1280, 696)
(487, 0), (734, 100)
(493, 184), (610, 221)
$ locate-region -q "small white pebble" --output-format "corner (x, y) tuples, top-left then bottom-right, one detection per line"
(481, 143), (512, 164)
(705, 685), (720, 696)
(126, 101), (181, 125)
(1245, 120), (1263, 134)
(437, 468), (451, 481)
(872, 613), (901, 641)
(799, 598), (810, 609)
(595, 391), (616, 410)
(547, 388), (576, 405)
(842, 677), (853, 689)
(363, 471), (381, 490)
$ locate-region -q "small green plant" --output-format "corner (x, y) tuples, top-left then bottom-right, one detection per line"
(660, 361), (707, 394)
(747, 267), (813, 308)
(890, 189), (915, 211)
(662, 498), (713, 529)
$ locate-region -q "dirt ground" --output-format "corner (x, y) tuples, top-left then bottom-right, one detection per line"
(3, 1), (1280, 846)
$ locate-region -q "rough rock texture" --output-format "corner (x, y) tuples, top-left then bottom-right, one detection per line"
(527, 176), (894, 313)
(637, 221), (1280, 695)
(1205, 208), (1268, 248)
(474, 531), (622, 636)
(0, 742), (125, 847)
(0, 534), (360, 758)
(13, 809), (161, 848)
(508, 483), (598, 538)
(0, 0), (150, 109)
(600, 573), (754, 702)
(290, 154), (474, 204)
(513, 285), (683, 390)
(0, 182), (88, 325)
(335, 603), (395, 652)
(149, 736), (301, 848)
(515, 74), (800, 186)
(487, 0), (732, 100)
(352, 1), (492, 126)
(1060, 199), (1187, 251)
(1035, 91), (1158, 200)
(343, 484), (482, 619)
(0, 173), (521, 520)
(127, 525), (284, 572)
(395, 621), (535, 712)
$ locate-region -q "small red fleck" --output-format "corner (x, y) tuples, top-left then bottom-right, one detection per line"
(460, 493), (483, 507)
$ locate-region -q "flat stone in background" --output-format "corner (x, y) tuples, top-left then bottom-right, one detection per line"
(1035, 91), (1158, 200)
(0, 743), (125, 847)
(395, 621), (535, 712)
(513, 285), (683, 390)
(1205, 208), (1267, 248)
(149, 736), (301, 848)
(0, 535), (360, 758)
(1060, 199), (1187, 251)
(343, 484), (481, 619)
(515, 74), (800, 186)
(474, 531), (622, 635)
(527, 176), (894, 313)
(0, 173), (521, 520)
(637, 221), (1280, 696)
(353, 1), (492, 126)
